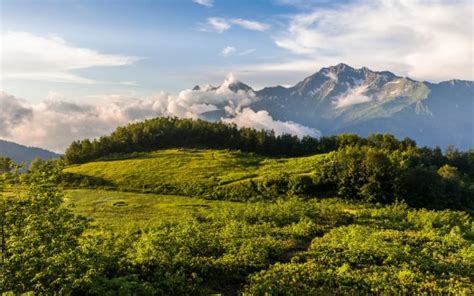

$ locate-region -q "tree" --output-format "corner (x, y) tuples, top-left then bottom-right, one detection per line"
(0, 157), (13, 174)
(317, 146), (400, 203)
(1, 163), (88, 293)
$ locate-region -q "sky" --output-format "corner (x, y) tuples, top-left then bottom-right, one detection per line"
(0, 0), (473, 151)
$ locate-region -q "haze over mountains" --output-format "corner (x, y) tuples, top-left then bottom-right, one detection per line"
(199, 63), (473, 149)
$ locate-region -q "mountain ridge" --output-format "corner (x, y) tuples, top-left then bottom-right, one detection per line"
(0, 139), (60, 165)
(204, 63), (473, 149)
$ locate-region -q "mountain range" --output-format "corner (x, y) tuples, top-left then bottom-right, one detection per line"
(0, 139), (60, 165)
(201, 63), (473, 149)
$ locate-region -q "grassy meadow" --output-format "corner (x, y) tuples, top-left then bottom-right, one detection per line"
(64, 149), (327, 200)
(66, 189), (241, 230)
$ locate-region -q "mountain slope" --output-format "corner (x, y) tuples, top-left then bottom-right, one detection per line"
(0, 139), (60, 164)
(250, 63), (473, 148)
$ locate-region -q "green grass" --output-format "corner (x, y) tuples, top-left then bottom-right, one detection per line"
(66, 189), (241, 230)
(64, 149), (327, 197)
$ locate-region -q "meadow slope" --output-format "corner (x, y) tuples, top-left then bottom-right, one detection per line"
(64, 149), (327, 200)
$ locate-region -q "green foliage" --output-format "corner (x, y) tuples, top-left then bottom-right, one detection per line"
(317, 146), (401, 203)
(0, 157), (14, 174)
(0, 163), (88, 294)
(63, 195), (353, 294)
(63, 137), (474, 210)
(63, 116), (420, 165)
(316, 145), (474, 209)
(63, 117), (321, 164)
(64, 149), (326, 200)
(4, 125), (474, 294)
(245, 205), (474, 295)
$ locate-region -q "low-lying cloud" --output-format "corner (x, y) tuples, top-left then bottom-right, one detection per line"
(0, 75), (320, 152)
(223, 108), (321, 138)
(333, 85), (372, 109)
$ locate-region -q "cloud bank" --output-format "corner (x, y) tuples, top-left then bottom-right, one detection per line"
(223, 108), (321, 138)
(0, 75), (320, 152)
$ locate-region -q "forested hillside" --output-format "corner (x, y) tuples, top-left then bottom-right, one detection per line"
(64, 117), (474, 209)
(63, 116), (417, 164)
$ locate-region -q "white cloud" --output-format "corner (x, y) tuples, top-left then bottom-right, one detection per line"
(333, 85), (372, 109)
(324, 71), (338, 82)
(0, 74), (320, 151)
(203, 17), (231, 33)
(221, 46), (237, 57)
(223, 108), (321, 138)
(202, 17), (270, 33)
(221, 46), (256, 57)
(230, 18), (270, 32)
(0, 31), (140, 84)
(259, 0), (474, 82)
(193, 0), (213, 7)
(274, 0), (333, 8)
(0, 91), (33, 136)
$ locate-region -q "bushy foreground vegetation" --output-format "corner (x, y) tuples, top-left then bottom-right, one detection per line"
(1, 167), (472, 294)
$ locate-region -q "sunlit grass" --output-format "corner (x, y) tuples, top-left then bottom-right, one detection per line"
(64, 149), (327, 194)
(66, 189), (242, 230)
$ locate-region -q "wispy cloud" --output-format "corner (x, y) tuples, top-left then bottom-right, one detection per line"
(237, 48), (256, 56)
(333, 85), (372, 109)
(221, 46), (256, 57)
(0, 32), (140, 84)
(193, 0), (213, 7)
(203, 17), (231, 33)
(230, 18), (270, 32)
(221, 46), (237, 57)
(202, 17), (270, 33)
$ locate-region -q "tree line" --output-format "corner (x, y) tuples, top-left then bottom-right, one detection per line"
(64, 116), (419, 164)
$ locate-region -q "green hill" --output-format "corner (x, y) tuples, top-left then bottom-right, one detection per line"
(4, 140), (474, 294)
(64, 149), (327, 200)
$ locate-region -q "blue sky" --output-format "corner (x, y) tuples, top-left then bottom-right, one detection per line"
(0, 0), (472, 151)
(3, 0), (471, 102)
(1, 0), (316, 100)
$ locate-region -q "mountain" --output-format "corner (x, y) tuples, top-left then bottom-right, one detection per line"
(0, 139), (60, 165)
(234, 63), (472, 149)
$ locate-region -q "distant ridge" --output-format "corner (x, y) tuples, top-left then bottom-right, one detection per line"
(0, 139), (60, 165)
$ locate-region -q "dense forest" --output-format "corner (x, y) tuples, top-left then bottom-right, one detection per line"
(1, 117), (473, 294)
